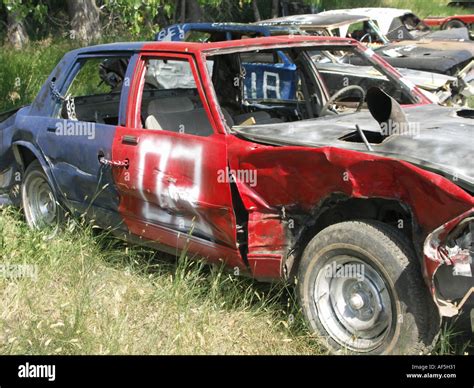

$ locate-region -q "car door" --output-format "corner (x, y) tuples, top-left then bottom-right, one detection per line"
(34, 53), (133, 227)
(111, 52), (242, 263)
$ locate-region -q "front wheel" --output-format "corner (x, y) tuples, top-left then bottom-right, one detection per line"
(297, 220), (440, 354)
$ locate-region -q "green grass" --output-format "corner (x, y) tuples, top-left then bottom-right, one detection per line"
(0, 207), (324, 355)
(0, 207), (471, 355)
(0, 35), (142, 113)
(0, 40), (77, 113)
(434, 319), (473, 355)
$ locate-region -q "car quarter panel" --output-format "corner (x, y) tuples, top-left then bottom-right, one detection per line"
(225, 135), (474, 280)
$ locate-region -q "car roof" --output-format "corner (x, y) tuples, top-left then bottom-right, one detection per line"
(319, 8), (413, 35)
(155, 22), (303, 42)
(319, 8), (412, 20)
(71, 35), (356, 56)
(258, 13), (370, 28)
(161, 22), (296, 34)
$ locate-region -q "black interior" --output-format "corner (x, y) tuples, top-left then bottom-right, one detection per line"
(210, 46), (414, 125)
(61, 92), (121, 125)
(339, 129), (385, 144)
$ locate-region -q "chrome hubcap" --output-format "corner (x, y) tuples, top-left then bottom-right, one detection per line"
(349, 293), (365, 310)
(24, 174), (57, 228)
(314, 256), (392, 352)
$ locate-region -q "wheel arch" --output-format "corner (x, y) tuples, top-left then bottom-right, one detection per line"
(287, 195), (421, 279)
(12, 141), (60, 197)
(442, 18), (467, 29)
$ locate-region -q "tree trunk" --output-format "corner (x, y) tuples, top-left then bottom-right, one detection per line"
(6, 10), (29, 49)
(271, 0), (279, 18)
(252, 0), (261, 21)
(66, 0), (101, 44)
(186, 0), (203, 22)
(172, 0), (179, 24)
(179, 0), (186, 23)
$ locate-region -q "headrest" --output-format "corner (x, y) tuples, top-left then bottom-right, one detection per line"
(148, 96), (194, 115)
(221, 108), (234, 127)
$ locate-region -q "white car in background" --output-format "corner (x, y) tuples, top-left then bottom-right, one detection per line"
(319, 7), (472, 41)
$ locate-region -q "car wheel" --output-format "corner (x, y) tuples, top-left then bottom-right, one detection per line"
(445, 19), (466, 29)
(22, 160), (61, 229)
(297, 220), (440, 355)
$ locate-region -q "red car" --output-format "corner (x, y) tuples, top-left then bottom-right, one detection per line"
(424, 14), (474, 30)
(0, 36), (472, 354)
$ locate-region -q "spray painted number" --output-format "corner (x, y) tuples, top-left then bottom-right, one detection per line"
(136, 139), (203, 218)
(247, 71), (281, 99)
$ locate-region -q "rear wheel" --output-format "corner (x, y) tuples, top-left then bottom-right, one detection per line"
(444, 19), (466, 29)
(22, 160), (61, 229)
(297, 220), (440, 354)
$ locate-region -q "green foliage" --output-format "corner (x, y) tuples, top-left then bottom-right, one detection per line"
(0, 40), (78, 112)
(1, 0), (470, 44)
(0, 0), (473, 112)
(3, 0), (48, 24)
(67, 58), (114, 97)
(102, 0), (168, 36)
(1, 0), (59, 42)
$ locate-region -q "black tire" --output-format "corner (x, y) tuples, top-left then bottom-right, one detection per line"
(297, 220), (440, 355)
(22, 160), (63, 229)
(444, 19), (466, 29)
(8, 182), (22, 207)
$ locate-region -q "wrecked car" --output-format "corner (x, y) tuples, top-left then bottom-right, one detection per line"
(424, 14), (474, 33)
(259, 13), (474, 106)
(320, 7), (473, 42)
(449, 0), (474, 8)
(318, 8), (474, 98)
(0, 36), (473, 355)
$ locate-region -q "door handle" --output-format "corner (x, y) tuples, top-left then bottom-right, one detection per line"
(47, 126), (58, 133)
(122, 135), (139, 145)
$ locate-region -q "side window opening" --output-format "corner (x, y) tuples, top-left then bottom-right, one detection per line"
(208, 45), (415, 127)
(59, 56), (131, 125)
(347, 21), (384, 44)
(330, 28), (341, 37)
(401, 13), (430, 32)
(139, 57), (214, 137)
